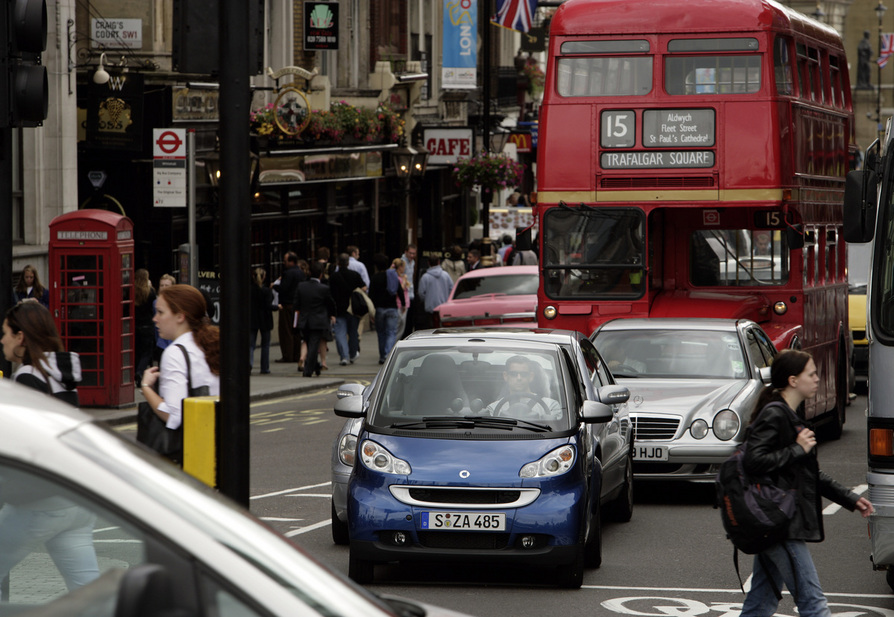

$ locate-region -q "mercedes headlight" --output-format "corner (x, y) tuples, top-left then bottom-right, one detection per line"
(713, 410), (740, 441)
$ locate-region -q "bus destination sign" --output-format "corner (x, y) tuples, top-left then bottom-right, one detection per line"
(643, 109), (715, 147)
(601, 150), (714, 169)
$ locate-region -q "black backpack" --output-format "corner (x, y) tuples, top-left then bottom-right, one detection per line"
(716, 433), (796, 555)
(715, 402), (798, 599)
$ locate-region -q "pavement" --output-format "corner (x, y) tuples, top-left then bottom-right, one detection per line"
(82, 328), (384, 425)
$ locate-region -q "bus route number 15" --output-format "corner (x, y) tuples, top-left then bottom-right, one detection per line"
(602, 111), (636, 148)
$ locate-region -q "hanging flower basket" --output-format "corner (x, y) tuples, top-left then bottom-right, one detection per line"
(452, 153), (525, 193)
(249, 100), (404, 146)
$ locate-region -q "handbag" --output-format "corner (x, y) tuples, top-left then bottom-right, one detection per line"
(136, 344), (209, 465)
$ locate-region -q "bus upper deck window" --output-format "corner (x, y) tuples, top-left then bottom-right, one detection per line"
(665, 38), (761, 95)
(774, 36), (794, 95)
(557, 40), (652, 97)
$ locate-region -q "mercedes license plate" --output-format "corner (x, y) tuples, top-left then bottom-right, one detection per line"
(633, 444), (668, 461)
(420, 512), (506, 531)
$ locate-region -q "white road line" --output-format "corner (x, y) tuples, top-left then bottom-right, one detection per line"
(285, 493), (331, 498)
(285, 519), (331, 537)
(582, 584), (894, 598)
(259, 517), (304, 522)
(251, 481), (331, 500)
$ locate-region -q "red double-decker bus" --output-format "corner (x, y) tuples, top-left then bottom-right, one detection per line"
(535, 0), (853, 433)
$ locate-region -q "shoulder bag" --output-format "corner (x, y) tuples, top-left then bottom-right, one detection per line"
(136, 344), (210, 465)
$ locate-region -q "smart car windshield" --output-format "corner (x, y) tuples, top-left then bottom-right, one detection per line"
(369, 346), (571, 432)
(595, 329), (747, 379)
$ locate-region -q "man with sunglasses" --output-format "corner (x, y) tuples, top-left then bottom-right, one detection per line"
(485, 355), (562, 419)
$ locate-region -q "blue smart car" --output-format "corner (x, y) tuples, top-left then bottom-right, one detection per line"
(334, 328), (632, 588)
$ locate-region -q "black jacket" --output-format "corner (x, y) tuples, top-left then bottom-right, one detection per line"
(295, 279), (336, 330)
(250, 284), (274, 332)
(744, 400), (859, 542)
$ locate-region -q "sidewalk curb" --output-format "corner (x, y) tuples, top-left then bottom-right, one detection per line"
(85, 378), (346, 427)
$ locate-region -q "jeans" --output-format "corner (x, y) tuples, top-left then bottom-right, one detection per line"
(334, 314), (359, 361)
(250, 327), (271, 372)
(740, 540), (830, 617)
(375, 307), (399, 362)
(0, 504), (99, 596)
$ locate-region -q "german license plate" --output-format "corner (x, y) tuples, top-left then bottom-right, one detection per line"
(633, 444), (668, 461)
(420, 512), (506, 531)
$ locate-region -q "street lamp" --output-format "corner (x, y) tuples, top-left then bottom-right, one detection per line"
(811, 2), (825, 22)
(391, 139), (429, 249)
(878, 0), (888, 138)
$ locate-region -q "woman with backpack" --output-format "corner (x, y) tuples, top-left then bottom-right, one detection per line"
(740, 349), (873, 616)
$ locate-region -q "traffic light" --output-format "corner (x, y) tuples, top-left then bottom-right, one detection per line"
(0, 0), (47, 128)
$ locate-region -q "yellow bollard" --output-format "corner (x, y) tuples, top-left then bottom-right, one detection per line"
(182, 396), (219, 487)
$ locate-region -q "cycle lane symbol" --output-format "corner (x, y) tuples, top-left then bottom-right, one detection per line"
(601, 596), (894, 617)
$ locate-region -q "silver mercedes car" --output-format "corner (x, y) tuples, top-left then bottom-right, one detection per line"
(591, 318), (776, 481)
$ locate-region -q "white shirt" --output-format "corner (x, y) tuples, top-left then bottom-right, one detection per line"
(158, 331), (220, 429)
(348, 256), (370, 287)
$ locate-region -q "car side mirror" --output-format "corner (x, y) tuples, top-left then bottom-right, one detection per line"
(758, 366), (772, 385)
(335, 395), (365, 418)
(336, 383), (365, 399)
(598, 385), (629, 405)
(581, 400), (613, 423)
(115, 564), (177, 617)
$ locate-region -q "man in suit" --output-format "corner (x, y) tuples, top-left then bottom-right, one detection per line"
(467, 249), (482, 271)
(294, 261), (336, 377)
(273, 252), (305, 362)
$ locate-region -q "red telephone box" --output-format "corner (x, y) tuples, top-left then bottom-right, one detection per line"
(49, 210), (135, 407)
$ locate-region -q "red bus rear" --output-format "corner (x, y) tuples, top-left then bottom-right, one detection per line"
(536, 0), (852, 430)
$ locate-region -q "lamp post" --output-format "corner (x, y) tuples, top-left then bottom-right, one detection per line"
(391, 140), (429, 251)
(878, 0), (888, 139)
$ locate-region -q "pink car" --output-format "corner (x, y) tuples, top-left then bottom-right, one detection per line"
(433, 265), (539, 328)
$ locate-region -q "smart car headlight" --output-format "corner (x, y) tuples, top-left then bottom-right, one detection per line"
(338, 433), (358, 467)
(713, 410), (740, 441)
(359, 440), (411, 475)
(520, 445), (575, 478)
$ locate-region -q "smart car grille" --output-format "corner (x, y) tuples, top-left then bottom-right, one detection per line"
(418, 531), (510, 550)
(408, 488), (520, 505)
(632, 415), (680, 440)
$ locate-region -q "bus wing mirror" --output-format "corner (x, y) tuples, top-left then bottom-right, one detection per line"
(843, 169), (877, 243)
(515, 226), (533, 251)
(786, 224), (804, 250)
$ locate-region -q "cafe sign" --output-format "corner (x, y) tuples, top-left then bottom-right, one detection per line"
(424, 128), (473, 165)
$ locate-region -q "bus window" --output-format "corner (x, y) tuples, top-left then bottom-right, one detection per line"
(773, 36), (794, 95)
(809, 47), (824, 104)
(796, 43), (811, 99)
(829, 56), (842, 107)
(557, 56), (652, 96)
(665, 55), (760, 94)
(542, 208), (645, 298)
(690, 229), (789, 287)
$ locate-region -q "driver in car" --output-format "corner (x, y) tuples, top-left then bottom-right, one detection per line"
(484, 356), (562, 419)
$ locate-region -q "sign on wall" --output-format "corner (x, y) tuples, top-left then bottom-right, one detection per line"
(304, 2), (339, 50)
(442, 0), (477, 89)
(91, 19), (142, 49)
(424, 128), (474, 165)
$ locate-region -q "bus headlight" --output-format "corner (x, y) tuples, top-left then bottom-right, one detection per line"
(713, 410), (740, 441)
(543, 305), (557, 320)
(773, 301), (788, 315)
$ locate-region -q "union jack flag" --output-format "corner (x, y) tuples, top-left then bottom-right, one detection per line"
(879, 33), (894, 68)
(492, 0), (538, 33)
